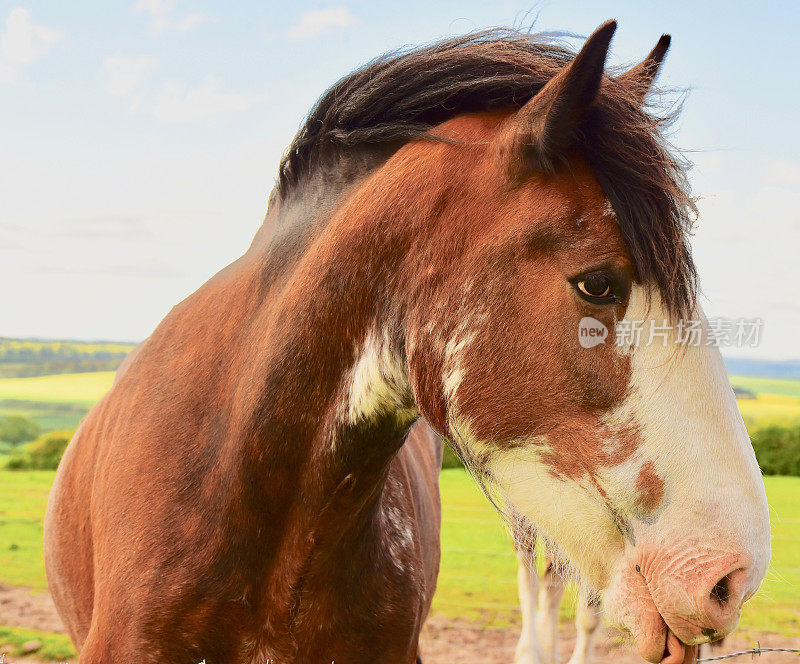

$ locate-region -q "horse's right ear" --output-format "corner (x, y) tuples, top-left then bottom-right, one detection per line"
(499, 20), (617, 178)
(617, 34), (671, 104)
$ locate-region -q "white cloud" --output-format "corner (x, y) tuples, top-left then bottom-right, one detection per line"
(0, 7), (62, 83)
(134, 0), (205, 35)
(103, 55), (158, 96)
(765, 159), (800, 188)
(134, 0), (174, 34)
(287, 7), (357, 41)
(0, 61), (15, 83)
(176, 12), (204, 32)
(100, 56), (259, 122)
(150, 76), (259, 122)
(691, 157), (800, 359)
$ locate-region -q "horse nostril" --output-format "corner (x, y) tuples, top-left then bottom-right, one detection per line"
(701, 626), (718, 639)
(710, 574), (731, 605)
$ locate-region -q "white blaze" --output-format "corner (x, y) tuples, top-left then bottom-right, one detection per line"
(447, 285), (770, 595)
(603, 286), (770, 581)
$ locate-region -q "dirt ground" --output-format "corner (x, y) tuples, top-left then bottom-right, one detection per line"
(2, 583), (798, 663)
(420, 616), (800, 664)
(0, 584), (64, 634)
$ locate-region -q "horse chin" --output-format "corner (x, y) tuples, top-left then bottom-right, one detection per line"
(604, 558), (679, 663)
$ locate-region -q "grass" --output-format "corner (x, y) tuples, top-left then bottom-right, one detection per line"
(0, 473), (77, 659)
(0, 625), (75, 660)
(0, 372), (115, 406)
(740, 475), (800, 637)
(434, 469), (520, 626)
(0, 471), (54, 589)
(433, 469), (800, 637)
(738, 393), (800, 428)
(0, 368), (796, 651)
(730, 375), (800, 401)
(730, 375), (800, 429)
(0, 469), (797, 642)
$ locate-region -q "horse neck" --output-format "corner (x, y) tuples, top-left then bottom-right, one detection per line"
(237, 164), (421, 539)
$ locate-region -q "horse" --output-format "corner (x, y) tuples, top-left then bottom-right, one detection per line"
(514, 542), (601, 664)
(44, 20), (770, 664)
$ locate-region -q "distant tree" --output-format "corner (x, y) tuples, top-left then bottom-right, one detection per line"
(750, 423), (800, 476)
(732, 385), (757, 400)
(6, 429), (73, 470)
(0, 415), (41, 445)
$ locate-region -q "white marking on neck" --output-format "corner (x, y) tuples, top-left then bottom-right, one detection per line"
(344, 326), (417, 427)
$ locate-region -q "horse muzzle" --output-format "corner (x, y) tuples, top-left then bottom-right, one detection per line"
(604, 534), (768, 663)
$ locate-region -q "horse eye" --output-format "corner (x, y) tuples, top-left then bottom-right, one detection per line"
(577, 274), (612, 299)
(572, 271), (625, 304)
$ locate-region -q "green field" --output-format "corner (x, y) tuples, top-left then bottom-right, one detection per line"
(0, 363), (798, 651)
(0, 401), (88, 434)
(0, 373), (115, 444)
(730, 375), (800, 400)
(1, 469), (798, 640)
(738, 394), (800, 426)
(0, 338), (135, 379)
(0, 339), (133, 357)
(0, 370), (795, 442)
(0, 372), (115, 406)
(730, 374), (800, 428)
(436, 470), (800, 637)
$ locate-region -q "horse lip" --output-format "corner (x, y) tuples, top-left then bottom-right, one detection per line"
(631, 601), (700, 662)
(660, 628), (682, 664)
(659, 628), (698, 664)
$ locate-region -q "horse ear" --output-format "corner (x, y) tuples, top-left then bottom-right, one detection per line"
(501, 19), (616, 177)
(618, 34), (671, 104)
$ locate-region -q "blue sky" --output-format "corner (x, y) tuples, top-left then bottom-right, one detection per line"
(2, 1), (799, 359)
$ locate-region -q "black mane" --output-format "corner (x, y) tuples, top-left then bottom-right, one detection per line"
(277, 30), (697, 316)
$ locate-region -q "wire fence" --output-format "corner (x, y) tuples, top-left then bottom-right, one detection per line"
(698, 642), (800, 661)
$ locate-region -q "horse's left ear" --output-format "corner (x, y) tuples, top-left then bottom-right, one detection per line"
(617, 34), (671, 104)
(499, 20), (616, 178)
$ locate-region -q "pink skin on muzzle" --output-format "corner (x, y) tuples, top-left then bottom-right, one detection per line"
(605, 542), (760, 664)
(606, 564), (674, 662)
(605, 566), (698, 663)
